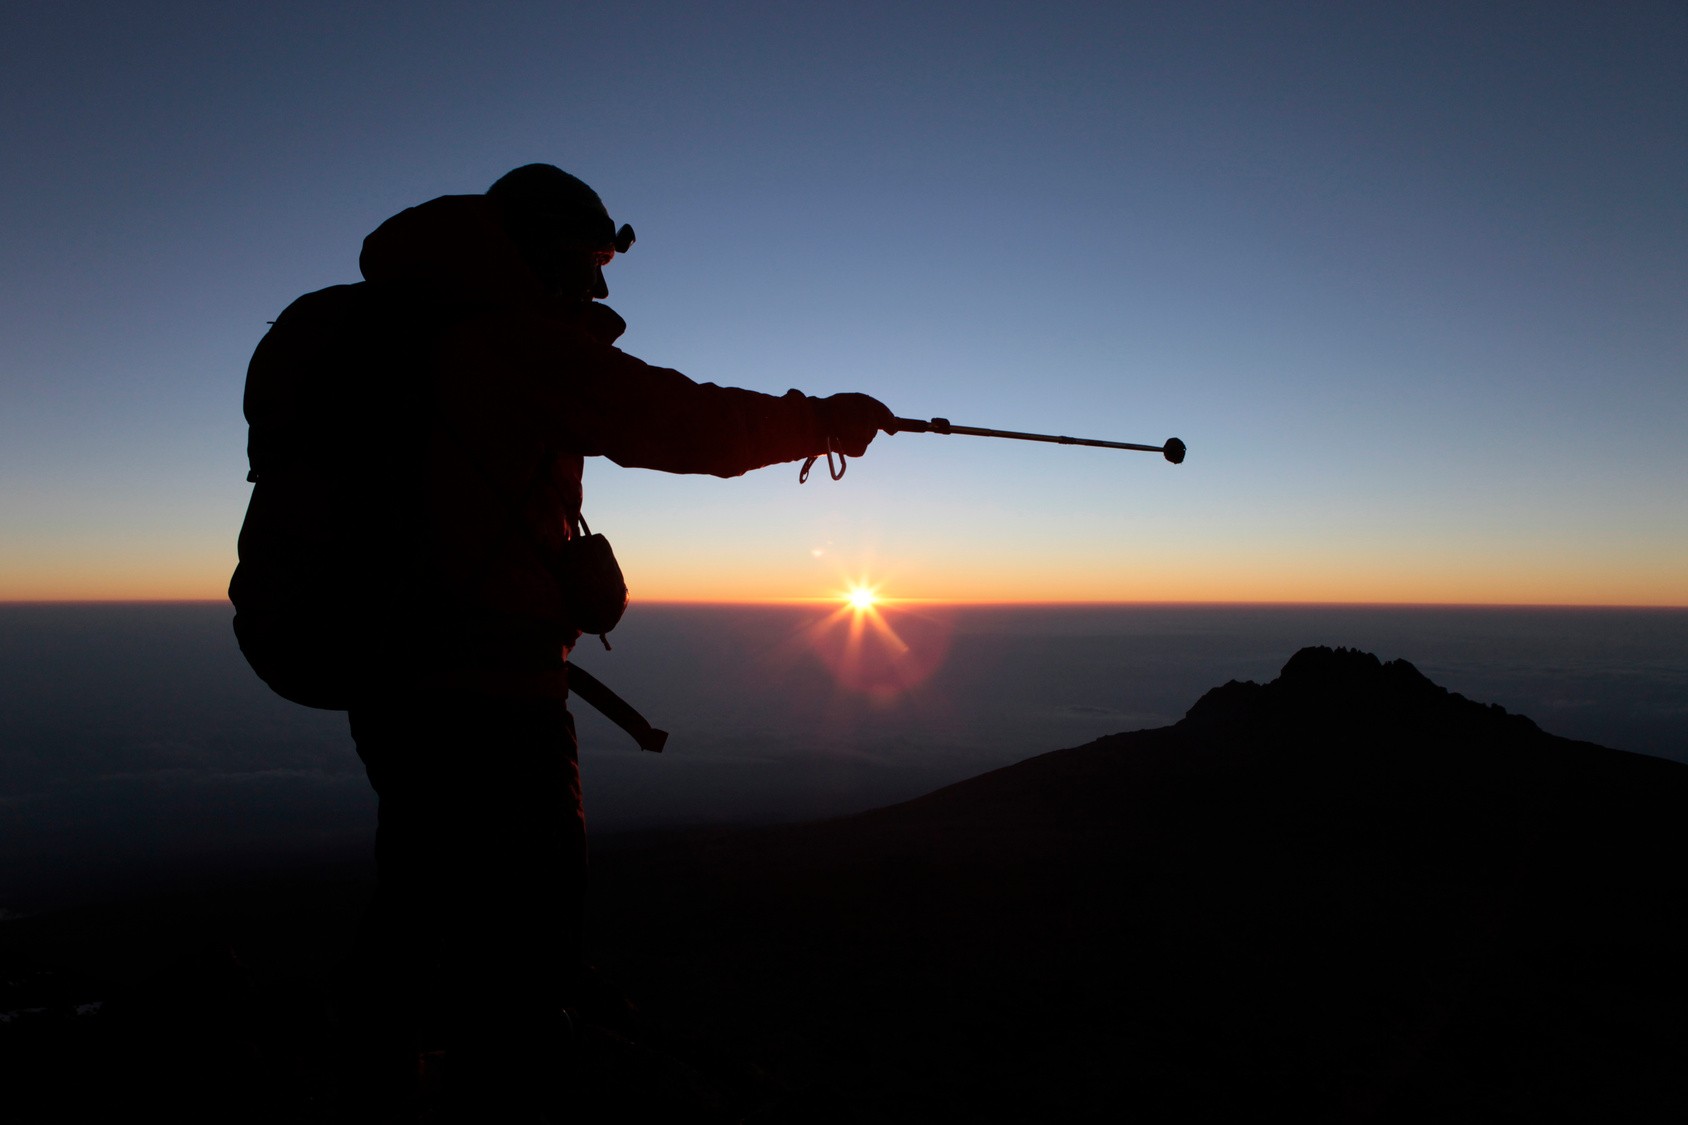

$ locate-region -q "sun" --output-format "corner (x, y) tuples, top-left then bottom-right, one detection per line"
(797, 577), (950, 698)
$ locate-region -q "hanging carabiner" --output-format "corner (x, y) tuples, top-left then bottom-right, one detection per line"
(798, 436), (847, 483)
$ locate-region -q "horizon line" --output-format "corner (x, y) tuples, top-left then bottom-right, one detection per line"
(3, 597), (1685, 611)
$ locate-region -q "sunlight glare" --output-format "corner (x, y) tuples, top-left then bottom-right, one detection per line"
(792, 575), (951, 699)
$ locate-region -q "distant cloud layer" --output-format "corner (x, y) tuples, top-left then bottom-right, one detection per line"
(4, 602), (1683, 912)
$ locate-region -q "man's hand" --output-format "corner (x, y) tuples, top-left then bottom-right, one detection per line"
(816, 393), (894, 457)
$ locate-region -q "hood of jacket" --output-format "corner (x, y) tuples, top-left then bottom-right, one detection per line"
(358, 193), (549, 304)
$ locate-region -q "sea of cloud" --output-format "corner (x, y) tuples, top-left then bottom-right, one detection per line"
(1, 602), (1683, 911)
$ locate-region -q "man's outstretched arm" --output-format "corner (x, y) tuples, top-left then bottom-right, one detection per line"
(558, 333), (892, 478)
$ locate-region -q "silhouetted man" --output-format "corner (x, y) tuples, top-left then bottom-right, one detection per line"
(238, 164), (890, 1119)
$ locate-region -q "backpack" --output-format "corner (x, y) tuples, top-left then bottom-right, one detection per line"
(229, 282), (435, 709)
(230, 284), (630, 709)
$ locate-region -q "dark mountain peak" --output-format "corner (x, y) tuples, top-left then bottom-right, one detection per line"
(585, 648), (1688, 1121)
(1179, 644), (1540, 743)
(1281, 642), (1398, 682)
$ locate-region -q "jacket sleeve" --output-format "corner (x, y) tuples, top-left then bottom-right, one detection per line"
(443, 306), (831, 479)
(570, 346), (828, 477)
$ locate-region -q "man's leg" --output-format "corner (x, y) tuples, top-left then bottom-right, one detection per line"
(343, 695), (585, 1115)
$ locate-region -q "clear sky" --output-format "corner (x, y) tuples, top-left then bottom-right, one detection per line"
(2, 1), (1683, 606)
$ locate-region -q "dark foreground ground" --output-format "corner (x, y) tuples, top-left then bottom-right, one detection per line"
(5, 647), (1686, 1122)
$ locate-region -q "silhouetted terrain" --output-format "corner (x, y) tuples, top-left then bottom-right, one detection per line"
(4, 647), (1685, 1121)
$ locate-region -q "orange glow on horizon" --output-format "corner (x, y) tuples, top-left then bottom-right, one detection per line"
(3, 593), (1686, 611)
(3, 548), (1686, 608)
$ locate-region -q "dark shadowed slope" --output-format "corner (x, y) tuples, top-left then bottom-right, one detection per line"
(590, 646), (1688, 1122)
(3, 647), (1686, 1122)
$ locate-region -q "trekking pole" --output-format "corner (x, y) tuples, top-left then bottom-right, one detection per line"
(887, 417), (1186, 464)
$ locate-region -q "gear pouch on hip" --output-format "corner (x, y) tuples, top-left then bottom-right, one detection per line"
(556, 514), (628, 641)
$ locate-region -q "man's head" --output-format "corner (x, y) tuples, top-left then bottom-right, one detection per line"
(487, 164), (635, 301)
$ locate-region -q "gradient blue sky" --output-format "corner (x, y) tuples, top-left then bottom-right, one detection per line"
(3, 1), (1684, 604)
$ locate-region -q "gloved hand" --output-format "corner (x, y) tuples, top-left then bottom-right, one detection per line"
(815, 392), (894, 457)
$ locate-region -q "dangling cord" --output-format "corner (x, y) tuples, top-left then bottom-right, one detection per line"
(799, 436), (847, 483)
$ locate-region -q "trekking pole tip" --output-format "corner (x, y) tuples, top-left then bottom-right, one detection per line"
(1163, 438), (1186, 465)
